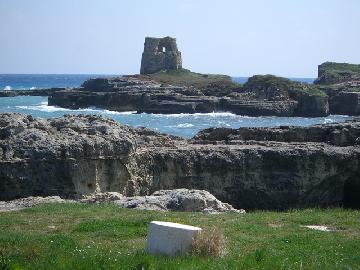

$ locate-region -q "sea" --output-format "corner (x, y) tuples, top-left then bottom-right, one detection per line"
(0, 74), (352, 138)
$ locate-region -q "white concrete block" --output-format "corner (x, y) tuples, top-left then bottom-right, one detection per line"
(146, 221), (202, 256)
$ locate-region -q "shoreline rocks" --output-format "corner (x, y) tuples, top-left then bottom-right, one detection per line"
(46, 75), (330, 117)
(1, 112), (359, 210)
(314, 62), (360, 85)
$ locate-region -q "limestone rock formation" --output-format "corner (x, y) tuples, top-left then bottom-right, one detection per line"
(312, 62), (360, 115)
(329, 92), (360, 115)
(48, 75), (328, 117)
(1, 113), (360, 209)
(80, 192), (124, 204)
(242, 75), (329, 116)
(140, 36), (182, 74)
(115, 189), (245, 213)
(315, 62), (360, 85)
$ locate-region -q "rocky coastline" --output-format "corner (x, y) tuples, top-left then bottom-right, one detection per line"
(47, 75), (325, 117)
(1, 62), (360, 117)
(1, 56), (360, 211)
(1, 112), (359, 210)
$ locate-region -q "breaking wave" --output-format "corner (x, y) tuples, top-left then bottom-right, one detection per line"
(2, 97), (354, 138)
(152, 112), (238, 118)
(16, 102), (137, 115)
(16, 102), (71, 112)
(176, 123), (195, 128)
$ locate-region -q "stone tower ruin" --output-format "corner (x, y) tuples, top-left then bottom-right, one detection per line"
(140, 36), (182, 74)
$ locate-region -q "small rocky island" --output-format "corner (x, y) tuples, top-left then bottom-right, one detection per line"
(1, 37), (360, 117)
(45, 37), (360, 117)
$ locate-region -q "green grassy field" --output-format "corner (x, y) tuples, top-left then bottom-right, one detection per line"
(319, 62), (360, 74)
(145, 69), (237, 88)
(135, 69), (241, 97)
(0, 204), (359, 270)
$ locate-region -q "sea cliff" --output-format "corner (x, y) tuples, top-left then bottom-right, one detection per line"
(1, 112), (359, 209)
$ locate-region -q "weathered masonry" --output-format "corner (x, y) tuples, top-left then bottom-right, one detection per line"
(140, 36), (182, 74)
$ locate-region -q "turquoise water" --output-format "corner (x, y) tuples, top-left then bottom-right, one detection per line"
(0, 96), (352, 138)
(0, 74), (350, 138)
(0, 74), (115, 90)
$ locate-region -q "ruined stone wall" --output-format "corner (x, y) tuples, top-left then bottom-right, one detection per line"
(140, 36), (182, 74)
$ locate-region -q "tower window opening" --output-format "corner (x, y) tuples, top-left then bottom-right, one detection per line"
(158, 46), (166, 53)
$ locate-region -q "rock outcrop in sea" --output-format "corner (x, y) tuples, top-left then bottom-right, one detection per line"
(1, 112), (359, 209)
(44, 61), (360, 117)
(314, 62), (360, 115)
(46, 74), (330, 117)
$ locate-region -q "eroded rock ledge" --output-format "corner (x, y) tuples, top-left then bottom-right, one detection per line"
(1, 113), (359, 209)
(46, 75), (328, 117)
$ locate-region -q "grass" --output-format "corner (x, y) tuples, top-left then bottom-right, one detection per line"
(0, 204), (359, 269)
(289, 85), (327, 97)
(146, 69), (236, 87)
(146, 70), (328, 97)
(318, 84), (360, 94)
(244, 74), (327, 97)
(136, 69), (242, 96)
(319, 62), (360, 74)
(315, 62), (360, 85)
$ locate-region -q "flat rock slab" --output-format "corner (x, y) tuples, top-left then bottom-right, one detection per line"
(301, 225), (335, 232)
(146, 221), (202, 256)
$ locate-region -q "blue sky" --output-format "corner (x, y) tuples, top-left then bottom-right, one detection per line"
(0, 0), (359, 77)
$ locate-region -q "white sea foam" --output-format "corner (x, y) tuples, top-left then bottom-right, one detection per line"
(4, 86), (11, 90)
(150, 112), (238, 118)
(324, 118), (334, 124)
(80, 107), (137, 115)
(17, 102), (72, 112)
(217, 121), (231, 126)
(16, 102), (137, 115)
(194, 112), (237, 117)
(176, 123), (194, 128)
(102, 109), (137, 115)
